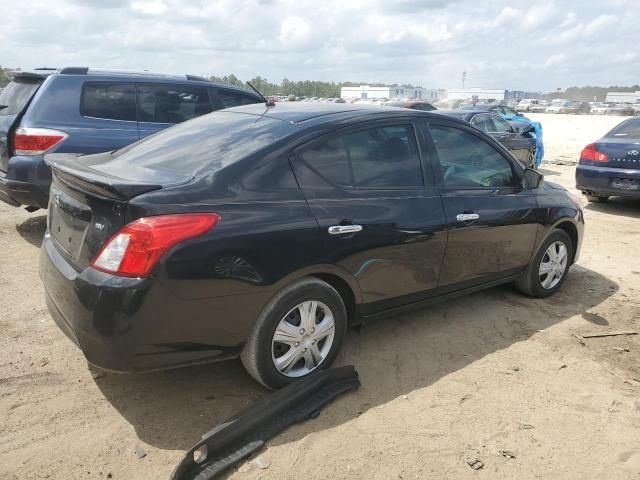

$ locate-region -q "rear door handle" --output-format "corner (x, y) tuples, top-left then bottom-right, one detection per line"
(456, 213), (480, 222)
(328, 225), (363, 235)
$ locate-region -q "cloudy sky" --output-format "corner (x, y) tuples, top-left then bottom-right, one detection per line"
(1, 0), (638, 91)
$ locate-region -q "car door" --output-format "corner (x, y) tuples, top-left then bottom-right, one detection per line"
(136, 83), (214, 139)
(488, 114), (531, 164)
(77, 82), (140, 153)
(424, 120), (539, 289)
(290, 120), (448, 314)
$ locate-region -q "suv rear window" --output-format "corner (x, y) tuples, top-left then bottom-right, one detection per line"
(81, 83), (137, 121)
(97, 111), (296, 181)
(0, 79), (42, 116)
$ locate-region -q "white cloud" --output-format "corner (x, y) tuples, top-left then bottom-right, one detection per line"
(0, 0), (638, 91)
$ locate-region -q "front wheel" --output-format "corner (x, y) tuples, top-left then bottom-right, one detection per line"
(516, 229), (573, 298)
(526, 146), (537, 169)
(241, 277), (347, 389)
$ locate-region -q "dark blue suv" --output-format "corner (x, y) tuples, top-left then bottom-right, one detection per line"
(0, 67), (262, 210)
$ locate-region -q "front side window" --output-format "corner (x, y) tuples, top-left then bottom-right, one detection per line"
(470, 114), (493, 132)
(430, 125), (516, 188)
(489, 115), (512, 133)
(137, 84), (212, 124)
(81, 83), (137, 121)
(217, 89), (261, 109)
(295, 124), (424, 189)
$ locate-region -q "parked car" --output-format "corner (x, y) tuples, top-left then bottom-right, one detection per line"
(0, 67), (263, 211)
(515, 99), (540, 112)
(40, 103), (583, 389)
(529, 101), (549, 113)
(576, 117), (640, 202)
(385, 100), (437, 111)
(591, 102), (635, 116)
(545, 102), (568, 114)
(561, 101), (591, 114)
(435, 110), (538, 168)
(459, 103), (544, 166)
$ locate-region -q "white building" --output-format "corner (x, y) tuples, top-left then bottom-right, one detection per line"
(340, 85), (431, 100)
(446, 87), (507, 101)
(605, 91), (640, 103)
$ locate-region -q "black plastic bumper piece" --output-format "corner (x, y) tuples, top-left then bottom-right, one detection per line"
(171, 366), (361, 480)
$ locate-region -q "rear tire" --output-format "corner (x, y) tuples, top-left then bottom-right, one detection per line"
(241, 277), (347, 389)
(516, 229), (573, 298)
(585, 194), (609, 203)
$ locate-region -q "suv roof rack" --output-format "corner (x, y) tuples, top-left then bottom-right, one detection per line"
(60, 67), (89, 75)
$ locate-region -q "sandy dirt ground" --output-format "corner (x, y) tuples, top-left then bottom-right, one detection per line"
(1, 113), (639, 480)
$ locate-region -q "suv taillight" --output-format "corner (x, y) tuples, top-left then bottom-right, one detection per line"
(91, 214), (221, 278)
(579, 143), (608, 165)
(13, 127), (68, 155)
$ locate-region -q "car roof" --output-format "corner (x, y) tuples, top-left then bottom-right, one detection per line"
(221, 102), (447, 125)
(9, 67), (254, 93)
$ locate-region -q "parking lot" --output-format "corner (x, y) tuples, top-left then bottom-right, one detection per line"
(1, 113), (639, 479)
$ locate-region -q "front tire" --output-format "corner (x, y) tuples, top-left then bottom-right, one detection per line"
(241, 277), (347, 389)
(516, 229), (573, 298)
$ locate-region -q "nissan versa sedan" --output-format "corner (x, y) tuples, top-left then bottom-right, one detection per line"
(40, 103), (583, 389)
(576, 116), (640, 202)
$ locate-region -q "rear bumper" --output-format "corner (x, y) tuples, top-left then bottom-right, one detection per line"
(576, 165), (640, 198)
(39, 234), (244, 372)
(0, 155), (51, 208)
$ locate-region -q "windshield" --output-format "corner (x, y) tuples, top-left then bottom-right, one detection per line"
(98, 111), (297, 181)
(606, 119), (640, 138)
(0, 79), (42, 116)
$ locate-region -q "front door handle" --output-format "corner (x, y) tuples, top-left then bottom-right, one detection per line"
(328, 225), (363, 235)
(456, 213), (480, 222)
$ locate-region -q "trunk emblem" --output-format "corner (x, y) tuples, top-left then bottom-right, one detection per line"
(94, 222), (105, 231)
(54, 194), (60, 206)
(629, 150), (639, 156)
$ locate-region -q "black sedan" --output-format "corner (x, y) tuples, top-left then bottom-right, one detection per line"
(40, 103), (584, 389)
(436, 110), (538, 168)
(576, 117), (640, 202)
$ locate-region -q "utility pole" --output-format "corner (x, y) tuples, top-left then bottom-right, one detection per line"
(462, 70), (466, 89)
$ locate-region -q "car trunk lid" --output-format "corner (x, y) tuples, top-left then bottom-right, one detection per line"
(594, 139), (640, 169)
(0, 73), (47, 172)
(45, 152), (167, 270)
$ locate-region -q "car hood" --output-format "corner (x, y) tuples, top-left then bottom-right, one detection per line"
(544, 180), (567, 191)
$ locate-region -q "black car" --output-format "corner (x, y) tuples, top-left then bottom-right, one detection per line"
(40, 103), (584, 389)
(435, 110), (537, 168)
(576, 117), (640, 202)
(561, 101), (591, 114)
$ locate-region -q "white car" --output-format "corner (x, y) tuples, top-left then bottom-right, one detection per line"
(545, 103), (566, 114)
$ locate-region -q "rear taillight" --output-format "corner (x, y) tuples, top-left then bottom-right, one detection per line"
(579, 143), (608, 165)
(90, 214), (221, 278)
(12, 127), (68, 155)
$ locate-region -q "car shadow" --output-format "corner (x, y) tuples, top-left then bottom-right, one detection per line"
(16, 214), (47, 247)
(585, 197), (640, 218)
(94, 265), (617, 458)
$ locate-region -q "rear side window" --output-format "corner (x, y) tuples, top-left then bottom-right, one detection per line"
(430, 125), (515, 188)
(0, 79), (41, 116)
(295, 124), (424, 189)
(490, 115), (512, 133)
(81, 83), (137, 121)
(471, 114), (493, 132)
(137, 84), (212, 123)
(217, 89), (261, 109)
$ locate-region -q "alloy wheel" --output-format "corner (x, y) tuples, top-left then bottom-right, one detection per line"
(538, 241), (568, 289)
(528, 147), (537, 169)
(271, 300), (335, 377)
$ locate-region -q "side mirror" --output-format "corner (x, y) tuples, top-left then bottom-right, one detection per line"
(523, 168), (543, 189)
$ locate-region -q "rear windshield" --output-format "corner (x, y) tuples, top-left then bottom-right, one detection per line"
(0, 79), (42, 116)
(606, 119), (640, 138)
(98, 111), (297, 181)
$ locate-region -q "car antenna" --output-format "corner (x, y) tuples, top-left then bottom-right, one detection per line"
(246, 82), (275, 107)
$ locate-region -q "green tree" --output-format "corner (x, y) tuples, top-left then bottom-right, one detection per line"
(0, 67), (11, 88)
